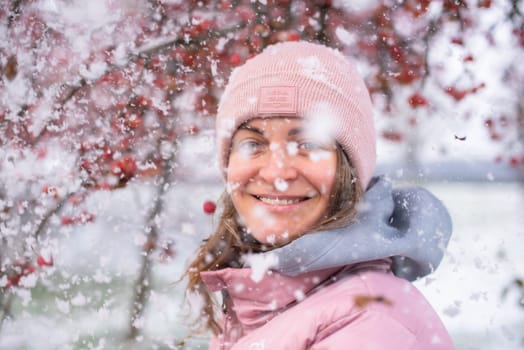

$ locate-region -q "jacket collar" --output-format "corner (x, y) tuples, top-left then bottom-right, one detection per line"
(201, 260), (391, 332)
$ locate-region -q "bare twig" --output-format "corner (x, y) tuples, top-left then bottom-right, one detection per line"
(508, 0), (523, 20)
(420, 18), (440, 87)
(316, 3), (330, 45)
(33, 192), (74, 240)
(126, 127), (177, 341)
(7, 0), (22, 28)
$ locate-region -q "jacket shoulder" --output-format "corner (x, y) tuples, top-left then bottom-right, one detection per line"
(311, 271), (455, 349)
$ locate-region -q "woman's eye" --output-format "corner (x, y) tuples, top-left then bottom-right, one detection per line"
(235, 140), (265, 157)
(298, 141), (323, 151)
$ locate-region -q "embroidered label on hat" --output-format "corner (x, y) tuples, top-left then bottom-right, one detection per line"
(258, 86), (297, 115)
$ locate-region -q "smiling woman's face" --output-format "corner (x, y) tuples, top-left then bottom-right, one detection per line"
(226, 117), (337, 246)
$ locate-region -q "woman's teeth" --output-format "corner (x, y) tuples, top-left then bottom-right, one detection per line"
(257, 197), (303, 205)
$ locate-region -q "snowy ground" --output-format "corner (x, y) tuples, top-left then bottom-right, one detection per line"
(0, 180), (523, 349)
(417, 181), (524, 350)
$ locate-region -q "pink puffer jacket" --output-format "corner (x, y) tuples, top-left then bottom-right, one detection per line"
(201, 260), (455, 350)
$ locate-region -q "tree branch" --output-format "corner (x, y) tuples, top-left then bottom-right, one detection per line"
(7, 0), (22, 28)
(30, 18), (246, 147)
(420, 19), (440, 87)
(126, 126), (177, 341)
(316, 3), (330, 45)
(33, 192), (74, 240)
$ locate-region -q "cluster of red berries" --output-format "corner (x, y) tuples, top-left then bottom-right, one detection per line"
(3, 255), (53, 289)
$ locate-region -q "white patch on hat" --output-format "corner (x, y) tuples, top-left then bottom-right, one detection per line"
(297, 56), (328, 83)
(217, 117), (236, 138)
(303, 102), (338, 146)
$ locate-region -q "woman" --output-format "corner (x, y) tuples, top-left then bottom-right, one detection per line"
(186, 41), (455, 349)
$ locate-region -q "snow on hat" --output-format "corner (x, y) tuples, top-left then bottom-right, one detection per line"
(216, 41), (376, 191)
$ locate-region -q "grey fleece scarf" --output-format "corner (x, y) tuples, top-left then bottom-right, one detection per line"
(246, 176), (453, 281)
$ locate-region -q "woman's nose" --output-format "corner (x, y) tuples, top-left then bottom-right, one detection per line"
(258, 144), (298, 183)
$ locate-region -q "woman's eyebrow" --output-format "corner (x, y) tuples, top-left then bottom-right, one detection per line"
(288, 127), (304, 136)
(238, 124), (264, 135)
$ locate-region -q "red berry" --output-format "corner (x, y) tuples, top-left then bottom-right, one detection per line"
(188, 125), (199, 135)
(61, 216), (75, 225)
(203, 200), (216, 214)
(478, 0), (491, 8)
(381, 130), (404, 142)
(43, 185), (57, 196)
(135, 95), (152, 108)
(389, 45), (404, 62)
(112, 156), (137, 179)
(229, 53), (241, 65)
(408, 92), (429, 108)
(451, 37), (464, 45)
(395, 66), (417, 85)
(444, 86), (468, 101)
(220, 0), (232, 9)
(509, 156), (520, 167)
(37, 255), (53, 267)
(287, 31), (300, 41)
(463, 54), (474, 62)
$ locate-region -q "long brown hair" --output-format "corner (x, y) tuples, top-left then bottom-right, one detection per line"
(184, 145), (363, 334)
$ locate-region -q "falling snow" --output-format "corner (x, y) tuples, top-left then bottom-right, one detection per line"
(274, 178), (289, 192)
(1, 0), (523, 349)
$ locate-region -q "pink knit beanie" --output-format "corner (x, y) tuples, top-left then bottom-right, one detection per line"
(216, 41), (376, 191)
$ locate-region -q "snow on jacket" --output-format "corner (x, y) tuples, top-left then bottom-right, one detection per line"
(201, 177), (455, 349)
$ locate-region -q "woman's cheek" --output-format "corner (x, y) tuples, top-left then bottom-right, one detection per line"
(303, 154), (337, 191)
(228, 152), (267, 199)
(226, 157), (254, 186)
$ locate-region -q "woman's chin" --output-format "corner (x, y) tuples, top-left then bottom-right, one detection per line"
(250, 228), (304, 246)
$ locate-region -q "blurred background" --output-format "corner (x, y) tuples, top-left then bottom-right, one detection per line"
(1, 0), (523, 349)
